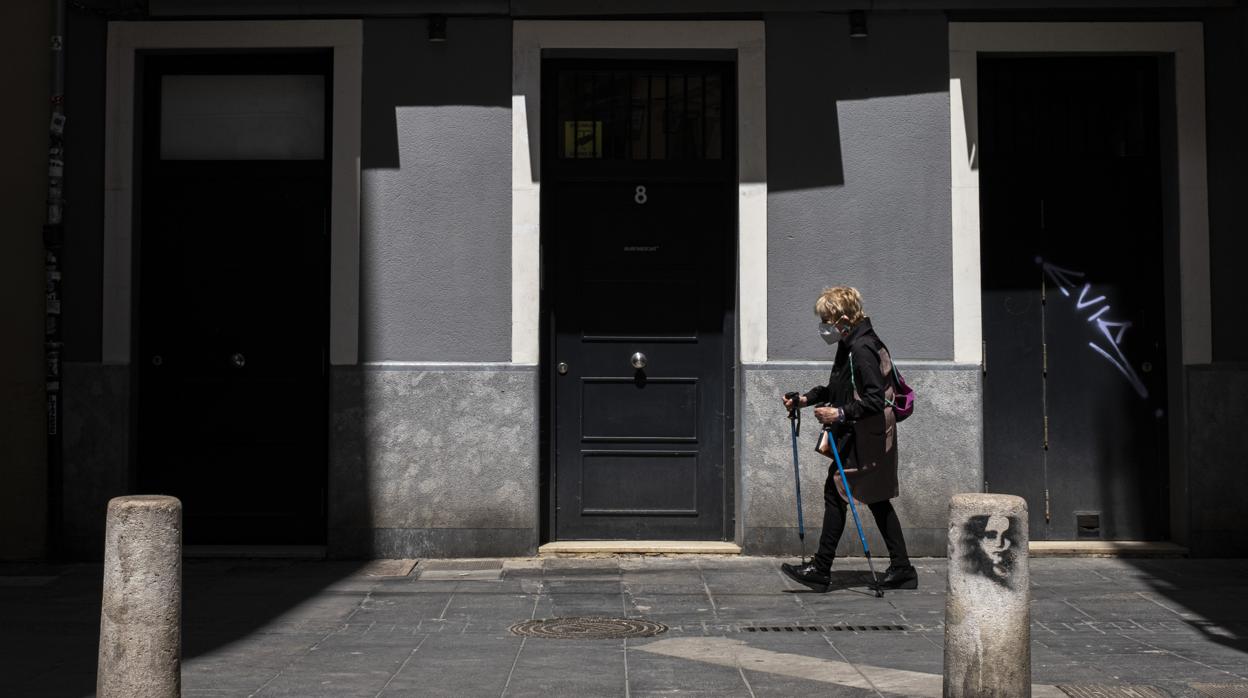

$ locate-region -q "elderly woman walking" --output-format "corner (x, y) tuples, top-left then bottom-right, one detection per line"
(780, 286), (917, 593)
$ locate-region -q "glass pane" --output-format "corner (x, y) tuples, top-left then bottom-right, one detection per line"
(557, 71), (574, 150)
(705, 72), (722, 160)
(577, 72), (595, 159)
(630, 74), (648, 159)
(667, 74), (685, 160)
(687, 74), (704, 160)
(555, 66), (725, 162)
(161, 74), (325, 160)
(610, 72), (628, 160)
(650, 75), (667, 160)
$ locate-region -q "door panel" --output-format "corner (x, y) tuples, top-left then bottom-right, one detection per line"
(980, 56), (1169, 541)
(545, 59), (735, 542)
(581, 379), (699, 441)
(136, 54), (330, 545)
(552, 179), (731, 540)
(580, 452), (700, 515)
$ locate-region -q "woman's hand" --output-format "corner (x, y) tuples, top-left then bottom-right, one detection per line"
(813, 406), (843, 425)
(781, 394), (808, 411)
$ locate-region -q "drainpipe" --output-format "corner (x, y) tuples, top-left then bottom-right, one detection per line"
(44, 0), (66, 558)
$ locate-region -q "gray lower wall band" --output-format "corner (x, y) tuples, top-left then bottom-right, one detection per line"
(329, 365), (539, 558)
(741, 364), (982, 558)
(67, 360), (1244, 559)
(1186, 364), (1248, 556)
(62, 362), (132, 560)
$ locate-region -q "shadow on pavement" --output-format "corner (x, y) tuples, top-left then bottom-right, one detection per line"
(1, 558), (371, 697)
(1121, 557), (1248, 656)
(781, 570), (881, 596)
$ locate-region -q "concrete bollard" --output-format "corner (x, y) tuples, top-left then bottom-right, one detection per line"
(943, 493), (1030, 698)
(97, 495), (182, 698)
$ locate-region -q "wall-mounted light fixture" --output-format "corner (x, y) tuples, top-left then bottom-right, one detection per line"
(849, 10), (868, 39)
(428, 15), (447, 43)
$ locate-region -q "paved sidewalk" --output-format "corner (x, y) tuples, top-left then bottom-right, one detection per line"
(3, 557), (1247, 696)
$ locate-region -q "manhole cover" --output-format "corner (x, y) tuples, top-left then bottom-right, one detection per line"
(509, 617), (667, 640)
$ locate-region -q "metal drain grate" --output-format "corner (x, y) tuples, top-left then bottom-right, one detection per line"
(1193, 685), (1248, 698)
(509, 617), (667, 640)
(742, 624), (909, 633)
(1058, 686), (1168, 698)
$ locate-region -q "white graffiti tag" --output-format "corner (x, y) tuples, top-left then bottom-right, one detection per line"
(1040, 260), (1149, 399)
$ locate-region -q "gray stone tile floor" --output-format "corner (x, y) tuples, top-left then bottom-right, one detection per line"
(2, 557), (1247, 696)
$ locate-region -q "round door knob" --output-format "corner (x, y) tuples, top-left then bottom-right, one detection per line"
(230, 352), (246, 369)
(151, 355), (163, 367)
(630, 352), (647, 369)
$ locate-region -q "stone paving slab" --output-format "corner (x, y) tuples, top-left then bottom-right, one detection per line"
(3, 557), (1247, 696)
(418, 559), (504, 581)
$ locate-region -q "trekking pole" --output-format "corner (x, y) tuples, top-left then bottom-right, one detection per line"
(784, 393), (807, 563)
(824, 425), (884, 597)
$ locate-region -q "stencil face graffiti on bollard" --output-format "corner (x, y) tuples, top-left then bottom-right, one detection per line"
(945, 494), (1031, 697)
(963, 514), (1023, 589)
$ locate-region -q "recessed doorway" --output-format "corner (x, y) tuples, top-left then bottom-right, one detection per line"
(542, 60), (737, 541)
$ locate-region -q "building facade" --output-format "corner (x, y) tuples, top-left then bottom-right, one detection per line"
(9, 0), (1247, 561)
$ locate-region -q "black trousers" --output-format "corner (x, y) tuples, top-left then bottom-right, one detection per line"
(812, 465), (910, 571)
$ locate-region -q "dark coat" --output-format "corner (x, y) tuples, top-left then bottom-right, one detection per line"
(803, 317), (899, 505)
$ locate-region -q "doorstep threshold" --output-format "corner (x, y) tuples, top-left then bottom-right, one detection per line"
(539, 541), (742, 555)
(183, 545), (327, 559)
(1029, 541), (1187, 558)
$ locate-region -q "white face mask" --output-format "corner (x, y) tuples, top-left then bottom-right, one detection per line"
(818, 322), (840, 345)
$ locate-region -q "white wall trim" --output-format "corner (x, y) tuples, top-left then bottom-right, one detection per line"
(949, 21), (1210, 365)
(103, 20), (362, 365)
(511, 21), (767, 364)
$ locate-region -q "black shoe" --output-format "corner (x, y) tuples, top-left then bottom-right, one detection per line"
(876, 564), (918, 590)
(781, 561), (831, 592)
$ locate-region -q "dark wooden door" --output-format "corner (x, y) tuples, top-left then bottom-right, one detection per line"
(136, 54), (330, 545)
(980, 56), (1169, 541)
(544, 61), (735, 540)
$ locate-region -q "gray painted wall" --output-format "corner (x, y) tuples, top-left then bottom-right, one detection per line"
(765, 12), (953, 362)
(360, 18), (513, 363)
(61, 363), (131, 559)
(43, 8), (1245, 560)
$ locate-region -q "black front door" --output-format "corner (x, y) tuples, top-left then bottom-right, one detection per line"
(545, 61), (735, 540)
(979, 56), (1169, 541)
(135, 53), (330, 545)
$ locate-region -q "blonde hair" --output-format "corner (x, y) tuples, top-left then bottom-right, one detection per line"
(815, 286), (866, 325)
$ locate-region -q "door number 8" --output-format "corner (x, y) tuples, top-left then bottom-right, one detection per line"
(634, 185), (648, 205)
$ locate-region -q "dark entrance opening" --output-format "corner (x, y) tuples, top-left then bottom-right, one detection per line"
(134, 52), (331, 545)
(979, 55), (1170, 541)
(541, 60), (736, 541)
